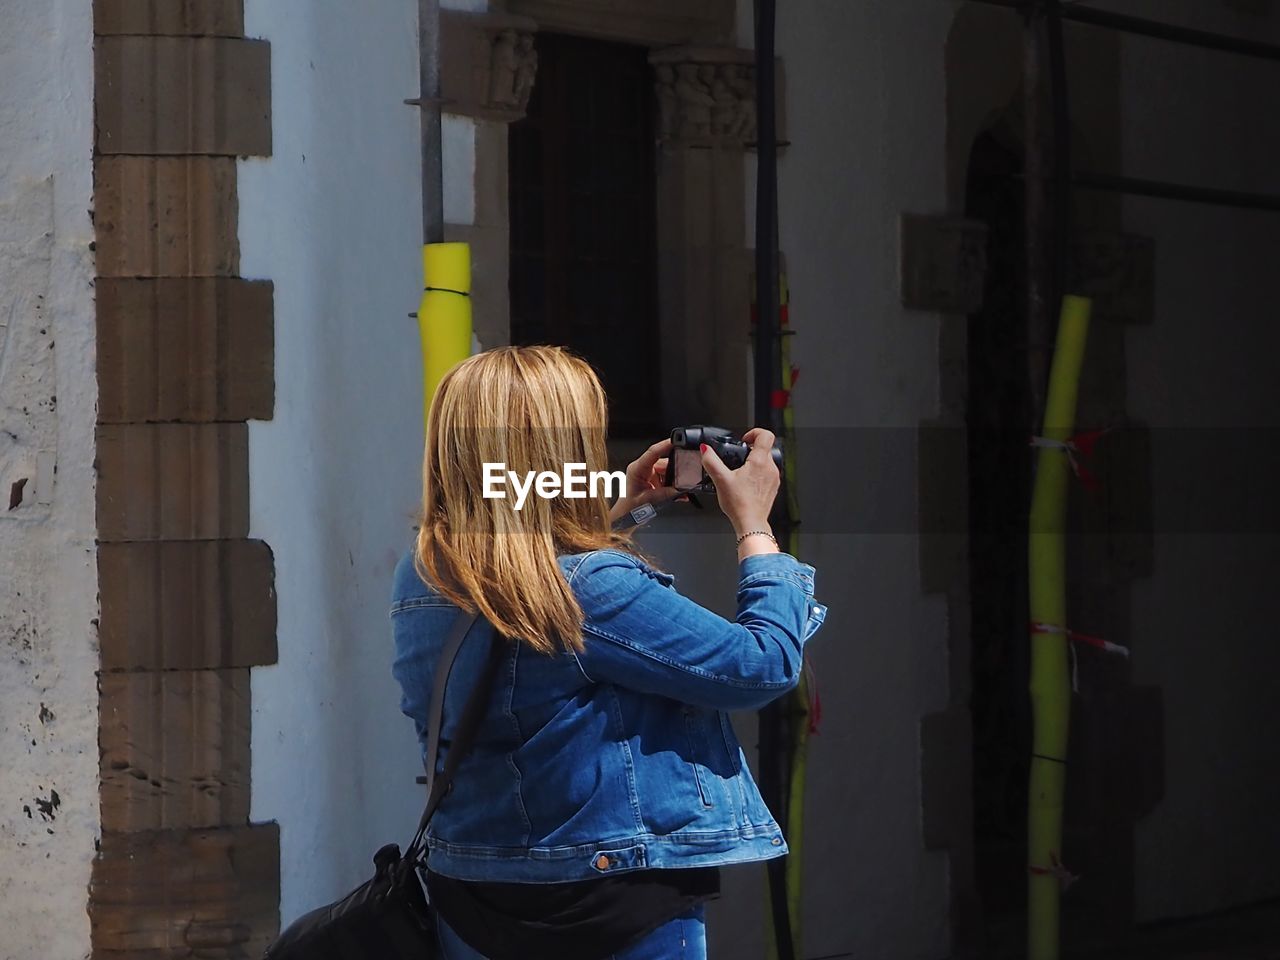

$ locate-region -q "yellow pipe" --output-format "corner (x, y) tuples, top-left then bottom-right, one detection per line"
(784, 675), (810, 953)
(1027, 295), (1091, 960)
(418, 242), (473, 421)
(778, 276), (809, 955)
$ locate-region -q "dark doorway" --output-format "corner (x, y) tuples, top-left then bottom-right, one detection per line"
(965, 123), (1035, 936)
(965, 118), (1140, 953)
(508, 32), (660, 437)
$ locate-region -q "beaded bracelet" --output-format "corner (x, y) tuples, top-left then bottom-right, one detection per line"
(735, 529), (778, 548)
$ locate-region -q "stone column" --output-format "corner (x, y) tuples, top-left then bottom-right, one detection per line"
(439, 11), (540, 350)
(649, 46), (777, 427)
(90, 1), (280, 952)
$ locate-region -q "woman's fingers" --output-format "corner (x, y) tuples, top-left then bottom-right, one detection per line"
(644, 437), (673, 461)
(628, 438), (673, 479)
(704, 432), (780, 534)
(700, 443), (733, 483)
(741, 427), (777, 458)
(651, 457), (669, 486)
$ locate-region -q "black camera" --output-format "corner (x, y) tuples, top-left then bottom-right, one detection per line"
(666, 425), (784, 492)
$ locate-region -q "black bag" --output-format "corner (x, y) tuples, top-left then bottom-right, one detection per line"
(265, 612), (501, 959)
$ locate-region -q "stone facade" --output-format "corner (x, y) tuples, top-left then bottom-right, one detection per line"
(88, 0), (280, 954)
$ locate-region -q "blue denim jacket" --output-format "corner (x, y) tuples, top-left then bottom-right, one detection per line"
(390, 546), (827, 882)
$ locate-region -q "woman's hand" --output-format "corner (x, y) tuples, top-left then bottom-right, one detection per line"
(701, 428), (781, 556)
(608, 438), (682, 524)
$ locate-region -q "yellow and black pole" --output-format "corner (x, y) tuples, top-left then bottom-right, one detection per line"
(752, 266), (810, 960)
(776, 272), (814, 954)
(417, 243), (472, 423)
(415, 0), (472, 415)
(1024, 4), (1087, 954)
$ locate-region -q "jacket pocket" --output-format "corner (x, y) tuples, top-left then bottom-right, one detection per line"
(681, 706), (715, 808)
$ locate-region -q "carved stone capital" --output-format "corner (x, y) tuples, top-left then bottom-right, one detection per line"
(441, 11), (539, 122)
(649, 46), (781, 150)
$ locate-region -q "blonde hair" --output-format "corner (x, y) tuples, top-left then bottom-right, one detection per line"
(415, 345), (635, 654)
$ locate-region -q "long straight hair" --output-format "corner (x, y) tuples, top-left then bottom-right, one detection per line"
(415, 346), (635, 654)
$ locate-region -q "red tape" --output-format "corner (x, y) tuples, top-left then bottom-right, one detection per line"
(1029, 852), (1079, 891)
(1028, 427), (1113, 492)
(1031, 622), (1131, 658)
(1071, 427), (1111, 458)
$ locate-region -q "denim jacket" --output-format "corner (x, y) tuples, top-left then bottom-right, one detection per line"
(390, 546), (828, 882)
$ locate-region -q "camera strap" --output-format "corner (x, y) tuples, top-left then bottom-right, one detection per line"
(611, 493), (705, 532)
(406, 610), (504, 861)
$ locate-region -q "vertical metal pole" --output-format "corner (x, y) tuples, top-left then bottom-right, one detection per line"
(754, 0), (780, 433)
(1024, 1), (1054, 417)
(753, 3), (795, 960)
(419, 0), (445, 245)
(415, 0), (471, 419)
(1046, 1), (1071, 316)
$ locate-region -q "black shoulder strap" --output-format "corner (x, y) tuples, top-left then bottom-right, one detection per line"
(406, 610), (504, 858)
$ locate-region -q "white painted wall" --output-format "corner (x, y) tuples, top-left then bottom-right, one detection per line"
(241, 0), (484, 924)
(706, 3), (960, 958)
(1106, 0), (1280, 922)
(0, 1), (99, 957)
(770, 4), (955, 958)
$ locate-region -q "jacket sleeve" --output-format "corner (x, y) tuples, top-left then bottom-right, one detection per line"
(569, 549), (827, 711)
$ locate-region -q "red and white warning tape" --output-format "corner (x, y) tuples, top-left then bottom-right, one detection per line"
(1030, 622), (1131, 658)
(1029, 427), (1112, 490)
(1030, 851), (1079, 891)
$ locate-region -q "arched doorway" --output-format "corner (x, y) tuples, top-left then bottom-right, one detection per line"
(943, 7), (1151, 954)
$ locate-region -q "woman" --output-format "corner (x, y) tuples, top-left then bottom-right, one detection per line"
(391, 346), (827, 960)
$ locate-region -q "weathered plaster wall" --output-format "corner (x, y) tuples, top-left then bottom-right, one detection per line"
(241, 0), (484, 924)
(1106, 0), (1280, 922)
(0, 0), (99, 957)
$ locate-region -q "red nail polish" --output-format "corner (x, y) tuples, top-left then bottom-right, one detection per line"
(700, 444), (708, 453)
